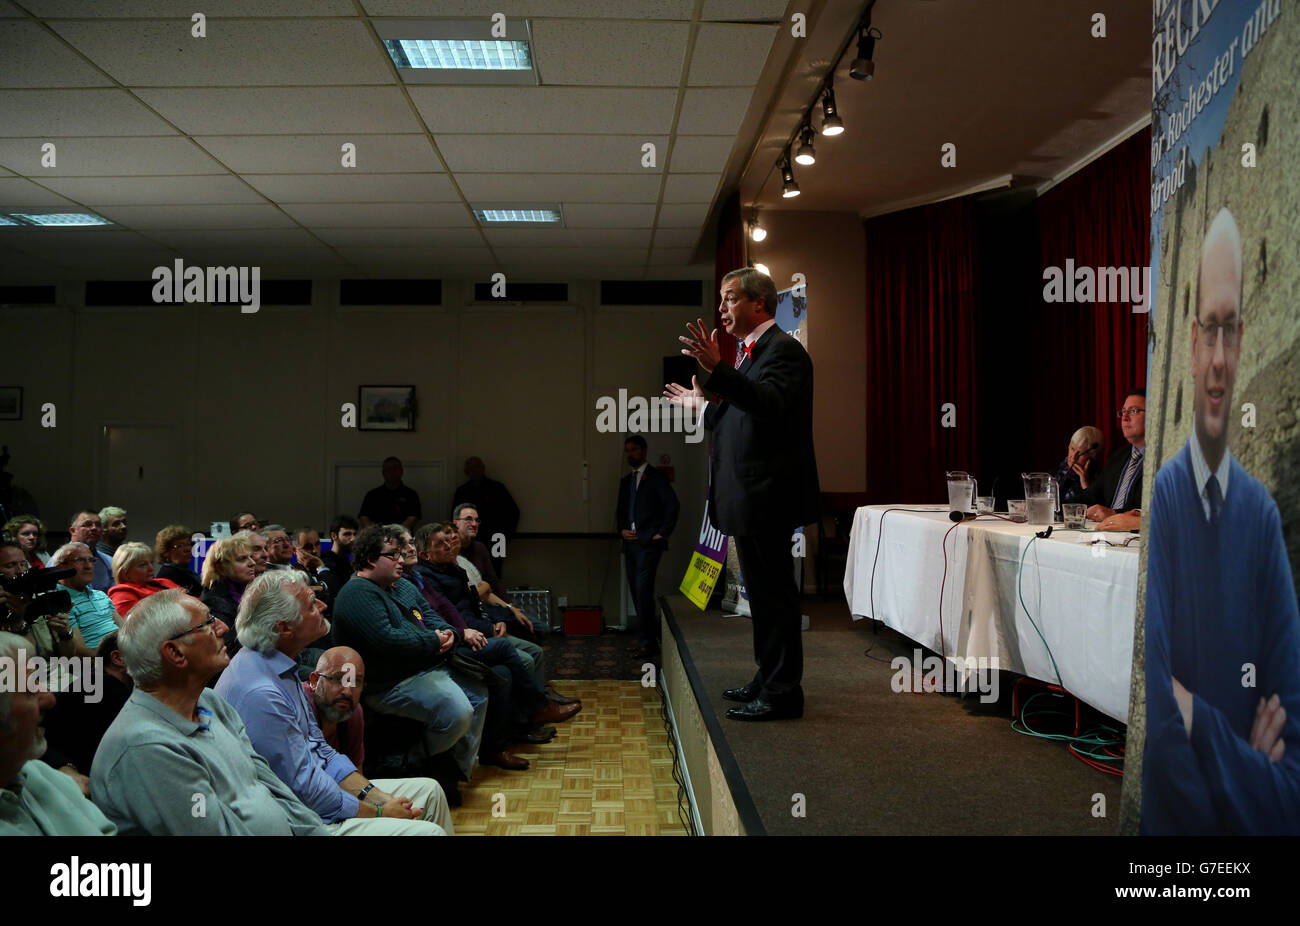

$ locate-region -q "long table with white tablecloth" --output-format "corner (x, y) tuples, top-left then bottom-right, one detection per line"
(843, 506), (1138, 723)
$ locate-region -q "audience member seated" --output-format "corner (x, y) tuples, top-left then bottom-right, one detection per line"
(1080, 389), (1146, 531)
(332, 525), (487, 804)
(98, 505), (128, 558)
(306, 646), (367, 768)
(107, 541), (183, 617)
(453, 457), (520, 577)
(1052, 426), (1104, 505)
(50, 542), (118, 657)
(216, 571), (453, 834)
(359, 457), (422, 530)
(1, 540), (75, 660)
(4, 516), (50, 569)
(201, 535), (256, 657)
(230, 511), (260, 535)
(155, 524), (203, 597)
(262, 525), (294, 571)
(0, 631), (116, 836)
(68, 510), (113, 591)
(40, 631), (133, 794)
(92, 590), (328, 835)
(452, 504), (511, 606)
(236, 529), (270, 576)
(453, 523), (545, 644)
(319, 515), (358, 600)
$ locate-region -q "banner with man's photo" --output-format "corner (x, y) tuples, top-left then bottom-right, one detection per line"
(1127, 0), (1300, 835)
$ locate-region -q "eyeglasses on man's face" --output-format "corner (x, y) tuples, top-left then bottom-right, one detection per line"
(166, 613), (220, 642)
(317, 671), (365, 688)
(1117, 407), (1145, 420)
(376, 550), (402, 562)
(457, 516), (480, 523)
(1195, 316), (1240, 350)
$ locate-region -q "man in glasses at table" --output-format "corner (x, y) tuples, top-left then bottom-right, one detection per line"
(1142, 207), (1300, 834)
(1078, 388), (1147, 531)
(91, 590), (329, 835)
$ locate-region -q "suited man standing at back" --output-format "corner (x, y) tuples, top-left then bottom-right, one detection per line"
(616, 435), (680, 660)
(667, 268), (820, 721)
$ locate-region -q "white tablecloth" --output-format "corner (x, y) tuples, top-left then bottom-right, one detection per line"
(843, 506), (1137, 723)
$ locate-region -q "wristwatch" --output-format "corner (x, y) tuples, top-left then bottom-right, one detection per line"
(358, 783), (375, 801)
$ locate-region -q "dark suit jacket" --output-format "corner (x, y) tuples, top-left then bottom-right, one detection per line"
(1079, 443), (1144, 512)
(703, 325), (820, 536)
(616, 464), (680, 546)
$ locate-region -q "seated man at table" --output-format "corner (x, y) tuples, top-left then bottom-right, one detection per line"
(216, 571), (452, 835)
(1052, 426), (1104, 505)
(1079, 389), (1146, 531)
(91, 590), (329, 835)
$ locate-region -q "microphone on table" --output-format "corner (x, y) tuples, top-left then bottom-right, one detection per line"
(948, 510), (973, 523)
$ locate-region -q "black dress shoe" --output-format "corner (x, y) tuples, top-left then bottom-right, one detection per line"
(722, 683), (760, 703)
(725, 697), (803, 721)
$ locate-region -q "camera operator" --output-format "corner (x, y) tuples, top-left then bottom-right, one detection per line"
(0, 540), (74, 659)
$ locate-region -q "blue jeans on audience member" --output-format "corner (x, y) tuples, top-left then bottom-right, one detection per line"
(370, 665), (488, 780)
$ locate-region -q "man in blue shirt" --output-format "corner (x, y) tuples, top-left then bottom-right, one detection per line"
(216, 570), (452, 835)
(68, 510), (113, 592)
(1142, 207), (1300, 834)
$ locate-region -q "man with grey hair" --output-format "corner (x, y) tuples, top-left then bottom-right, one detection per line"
(0, 631), (116, 835)
(1052, 425), (1104, 505)
(216, 571), (452, 835)
(670, 266), (821, 721)
(262, 524), (296, 571)
(68, 510), (113, 591)
(52, 542), (121, 656)
(97, 506), (127, 558)
(91, 589), (329, 835)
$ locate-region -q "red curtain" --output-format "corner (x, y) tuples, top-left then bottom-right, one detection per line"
(863, 197), (981, 503)
(713, 191), (743, 364)
(1031, 129), (1151, 467)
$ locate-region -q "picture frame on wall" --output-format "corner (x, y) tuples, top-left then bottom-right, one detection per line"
(0, 387), (21, 420)
(358, 385), (416, 431)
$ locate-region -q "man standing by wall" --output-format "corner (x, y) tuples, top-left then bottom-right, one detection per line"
(616, 435), (679, 659)
(669, 268), (820, 721)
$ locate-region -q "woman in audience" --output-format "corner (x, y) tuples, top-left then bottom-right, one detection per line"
(107, 542), (183, 617)
(1053, 425), (1104, 505)
(201, 535), (256, 656)
(3, 515), (50, 569)
(154, 524), (203, 596)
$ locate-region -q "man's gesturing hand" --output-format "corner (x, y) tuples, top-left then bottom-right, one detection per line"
(679, 319), (721, 373)
(663, 375), (705, 412)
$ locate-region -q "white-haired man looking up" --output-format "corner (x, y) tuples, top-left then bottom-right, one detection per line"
(216, 571), (452, 835)
(91, 589), (328, 835)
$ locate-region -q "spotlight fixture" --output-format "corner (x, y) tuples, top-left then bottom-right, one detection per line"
(753, 262), (771, 277)
(749, 213), (767, 242)
(850, 25), (882, 81)
(794, 125), (817, 166)
(820, 85), (844, 136)
(780, 157), (800, 198)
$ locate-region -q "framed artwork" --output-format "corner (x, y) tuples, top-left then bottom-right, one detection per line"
(0, 387), (21, 420)
(358, 385), (416, 431)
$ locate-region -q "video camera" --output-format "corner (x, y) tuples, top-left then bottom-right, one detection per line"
(0, 566), (75, 620)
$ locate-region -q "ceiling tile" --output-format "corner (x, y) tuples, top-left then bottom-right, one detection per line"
(483, 227), (651, 248)
(280, 203), (474, 227)
(48, 20), (393, 87)
(531, 20), (688, 87)
(0, 176), (84, 208)
(194, 134), (440, 173)
(41, 175), (265, 205)
(0, 89), (179, 136)
(0, 2), (25, 16)
(700, 0), (788, 21)
(675, 87), (754, 135)
(663, 173), (720, 202)
(562, 203), (656, 228)
(153, 228), (323, 250)
(668, 134), (735, 171)
(493, 246), (647, 266)
(0, 137), (228, 176)
(26, 0), (357, 14)
(243, 173), (459, 203)
(652, 226), (702, 248)
(334, 245), (493, 266)
(688, 23), (778, 86)
(408, 87), (677, 135)
(455, 172), (661, 203)
(133, 88), (421, 135)
(362, 0), (693, 17)
(437, 135), (667, 173)
(312, 228), (485, 248)
(656, 203), (709, 227)
(648, 247), (696, 265)
(93, 204), (300, 229)
(0, 22), (115, 88)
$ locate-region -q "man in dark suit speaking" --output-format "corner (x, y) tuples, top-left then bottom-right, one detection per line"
(666, 268), (820, 721)
(616, 435), (680, 659)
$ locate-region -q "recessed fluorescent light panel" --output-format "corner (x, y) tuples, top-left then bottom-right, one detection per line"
(376, 19), (539, 85)
(3, 213), (112, 226)
(473, 207), (563, 225)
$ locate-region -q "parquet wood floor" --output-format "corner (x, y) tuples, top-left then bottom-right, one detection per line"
(450, 680), (690, 836)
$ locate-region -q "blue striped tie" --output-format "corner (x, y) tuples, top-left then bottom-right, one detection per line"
(1111, 448), (1143, 510)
